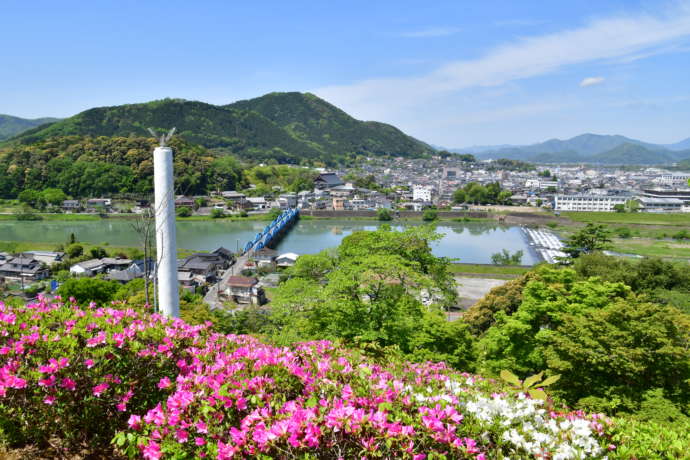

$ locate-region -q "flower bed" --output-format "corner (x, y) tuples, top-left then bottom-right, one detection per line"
(0, 298), (616, 459)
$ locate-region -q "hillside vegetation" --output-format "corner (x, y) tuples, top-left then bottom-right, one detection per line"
(4, 93), (432, 165)
(0, 114), (60, 141)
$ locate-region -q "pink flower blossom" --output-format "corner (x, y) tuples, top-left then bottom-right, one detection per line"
(92, 382), (109, 397)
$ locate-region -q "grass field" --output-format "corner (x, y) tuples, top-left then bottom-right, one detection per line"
(449, 263), (532, 276)
(610, 238), (690, 260)
(562, 211), (690, 226)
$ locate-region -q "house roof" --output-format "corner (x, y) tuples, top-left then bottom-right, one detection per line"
(277, 252), (299, 261)
(107, 270), (138, 282)
(315, 173), (344, 186)
(101, 258), (132, 266)
(227, 276), (258, 287)
(74, 259), (106, 270)
(213, 247), (234, 260)
(254, 248), (277, 258)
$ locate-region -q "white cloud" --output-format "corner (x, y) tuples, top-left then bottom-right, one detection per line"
(400, 27), (461, 38)
(580, 76), (605, 87)
(314, 2), (690, 122)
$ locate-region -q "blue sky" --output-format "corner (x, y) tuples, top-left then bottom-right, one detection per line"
(2, 0), (690, 147)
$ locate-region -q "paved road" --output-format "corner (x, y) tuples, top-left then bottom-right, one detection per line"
(203, 251), (251, 309)
(454, 276), (508, 310)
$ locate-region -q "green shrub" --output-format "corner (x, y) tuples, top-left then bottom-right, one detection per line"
(422, 209), (437, 221)
(176, 206), (192, 217)
(377, 208), (392, 221)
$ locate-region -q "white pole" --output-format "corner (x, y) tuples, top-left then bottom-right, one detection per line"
(153, 146), (179, 317)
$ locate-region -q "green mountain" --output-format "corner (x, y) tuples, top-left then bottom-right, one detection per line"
(6, 93), (433, 164)
(473, 134), (689, 165)
(0, 114), (60, 141)
(226, 92), (431, 159)
(590, 143), (683, 165)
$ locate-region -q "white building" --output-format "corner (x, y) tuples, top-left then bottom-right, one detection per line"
(412, 185), (432, 202)
(554, 194), (629, 212)
(657, 173), (690, 187)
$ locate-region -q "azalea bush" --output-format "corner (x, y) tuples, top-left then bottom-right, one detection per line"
(0, 297), (211, 449)
(0, 297), (622, 459)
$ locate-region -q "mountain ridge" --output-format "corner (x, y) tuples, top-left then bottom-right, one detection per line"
(446, 133), (690, 165)
(0, 114), (61, 141)
(3, 93), (433, 165)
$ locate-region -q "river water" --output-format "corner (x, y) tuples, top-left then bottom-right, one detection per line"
(0, 219), (539, 265)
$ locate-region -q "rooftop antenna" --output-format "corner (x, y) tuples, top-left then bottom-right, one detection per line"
(148, 127), (179, 318)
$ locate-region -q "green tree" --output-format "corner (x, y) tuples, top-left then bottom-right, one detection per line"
(57, 278), (120, 305)
(18, 189), (42, 208)
(210, 208), (225, 218)
(41, 188), (67, 206)
(377, 208), (392, 221)
(613, 204), (626, 213)
(65, 243), (84, 259)
(422, 209), (437, 221)
(543, 300), (690, 414)
(490, 249), (524, 265)
(563, 223), (612, 258)
(89, 247), (108, 259)
(176, 206), (192, 217)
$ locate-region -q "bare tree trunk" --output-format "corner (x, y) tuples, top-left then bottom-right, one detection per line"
(130, 206), (154, 307)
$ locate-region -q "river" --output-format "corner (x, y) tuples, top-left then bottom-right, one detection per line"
(0, 219), (540, 265)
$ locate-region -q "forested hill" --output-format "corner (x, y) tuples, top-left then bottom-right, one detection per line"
(226, 92), (433, 159)
(0, 114), (60, 141)
(5, 93), (433, 164)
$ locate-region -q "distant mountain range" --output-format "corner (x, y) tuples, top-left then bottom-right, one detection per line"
(3, 92), (433, 164)
(0, 114), (61, 141)
(448, 133), (690, 165)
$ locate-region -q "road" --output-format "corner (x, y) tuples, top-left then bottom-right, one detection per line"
(203, 251), (251, 309)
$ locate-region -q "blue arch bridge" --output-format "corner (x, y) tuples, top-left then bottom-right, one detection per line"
(242, 208), (300, 255)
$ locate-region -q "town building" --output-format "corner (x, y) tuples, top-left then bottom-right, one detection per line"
(314, 172), (344, 189)
(554, 194), (629, 212)
(412, 185), (433, 202)
(635, 197), (685, 213)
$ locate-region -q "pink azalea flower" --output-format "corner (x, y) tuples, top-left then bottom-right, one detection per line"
(92, 382), (109, 397)
(128, 414), (142, 430)
(141, 440), (162, 460)
(43, 395), (56, 405)
(60, 378), (76, 391)
(157, 376), (171, 389)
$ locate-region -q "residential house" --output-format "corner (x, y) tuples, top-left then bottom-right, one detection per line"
(105, 258), (154, 283)
(62, 200), (81, 212)
(278, 193), (297, 209)
(223, 276), (265, 305)
(174, 196), (195, 208)
(253, 248), (277, 267)
(0, 256), (49, 283)
(178, 251), (231, 284)
(86, 198), (112, 213)
(22, 251), (64, 266)
(246, 197), (269, 209)
(70, 259), (108, 276)
(276, 252), (299, 267)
